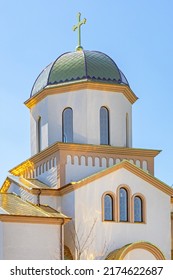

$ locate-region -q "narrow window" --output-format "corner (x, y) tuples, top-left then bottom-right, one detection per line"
(62, 108), (73, 143)
(100, 106), (109, 145)
(104, 194), (113, 221)
(134, 196), (143, 222)
(37, 116), (41, 152)
(126, 113), (129, 147)
(119, 188), (128, 221)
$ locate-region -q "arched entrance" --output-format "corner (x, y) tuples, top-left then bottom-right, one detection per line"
(106, 242), (165, 260)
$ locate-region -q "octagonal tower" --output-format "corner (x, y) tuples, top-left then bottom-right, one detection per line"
(25, 49), (137, 156)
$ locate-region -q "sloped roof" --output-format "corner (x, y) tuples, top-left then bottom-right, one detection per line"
(0, 175), (59, 196)
(0, 175), (51, 194)
(0, 193), (70, 224)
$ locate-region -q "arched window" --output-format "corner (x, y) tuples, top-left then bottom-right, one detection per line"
(134, 196), (143, 222)
(126, 113), (129, 147)
(104, 194), (113, 221)
(100, 106), (109, 145)
(37, 116), (41, 152)
(62, 108), (73, 143)
(119, 188), (128, 222)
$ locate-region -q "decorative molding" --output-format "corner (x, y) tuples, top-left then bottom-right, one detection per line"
(101, 187), (146, 225)
(106, 241), (165, 260)
(101, 191), (117, 222)
(131, 193), (147, 223)
(24, 81), (138, 109)
(0, 214), (70, 225)
(116, 184), (132, 222)
(9, 142), (160, 176)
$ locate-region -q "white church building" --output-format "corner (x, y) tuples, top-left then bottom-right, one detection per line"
(0, 16), (173, 260)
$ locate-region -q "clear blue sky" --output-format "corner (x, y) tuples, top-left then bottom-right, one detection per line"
(0, 0), (173, 186)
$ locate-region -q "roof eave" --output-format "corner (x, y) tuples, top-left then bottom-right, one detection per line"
(0, 214), (71, 224)
(24, 81), (138, 109)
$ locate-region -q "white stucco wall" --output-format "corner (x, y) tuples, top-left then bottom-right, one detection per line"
(62, 168), (171, 260)
(65, 155), (151, 185)
(30, 89), (132, 155)
(37, 166), (57, 187)
(65, 156), (106, 184)
(40, 195), (61, 211)
(61, 192), (75, 258)
(3, 222), (61, 260)
(8, 182), (21, 196)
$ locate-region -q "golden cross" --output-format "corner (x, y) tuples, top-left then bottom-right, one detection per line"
(73, 12), (86, 51)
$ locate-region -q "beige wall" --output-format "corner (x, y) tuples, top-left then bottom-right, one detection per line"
(63, 168), (171, 260)
(3, 223), (61, 260)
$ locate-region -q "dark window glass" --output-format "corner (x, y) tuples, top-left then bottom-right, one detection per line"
(100, 107), (109, 145)
(62, 108), (73, 143)
(119, 188), (128, 221)
(134, 196), (143, 222)
(126, 113), (129, 147)
(104, 194), (113, 221)
(38, 117), (41, 152)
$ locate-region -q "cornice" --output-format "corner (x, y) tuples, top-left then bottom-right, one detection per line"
(0, 214), (70, 224)
(24, 81), (138, 109)
(9, 142), (161, 176)
(6, 160), (173, 198)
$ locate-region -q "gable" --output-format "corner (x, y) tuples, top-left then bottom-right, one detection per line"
(59, 160), (173, 197)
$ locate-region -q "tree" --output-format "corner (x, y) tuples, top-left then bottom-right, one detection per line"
(68, 218), (110, 260)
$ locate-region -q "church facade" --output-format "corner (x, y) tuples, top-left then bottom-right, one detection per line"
(0, 30), (173, 259)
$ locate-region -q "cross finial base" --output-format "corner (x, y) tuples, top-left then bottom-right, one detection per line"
(75, 45), (83, 51)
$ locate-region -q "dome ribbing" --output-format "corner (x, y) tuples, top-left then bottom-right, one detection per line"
(31, 50), (129, 97)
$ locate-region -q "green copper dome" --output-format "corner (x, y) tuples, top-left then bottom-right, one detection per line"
(31, 50), (129, 97)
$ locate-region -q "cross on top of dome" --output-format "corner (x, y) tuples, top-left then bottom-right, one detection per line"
(73, 12), (87, 51)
